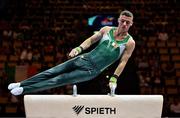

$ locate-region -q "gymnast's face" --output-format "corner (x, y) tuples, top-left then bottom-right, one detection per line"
(118, 15), (133, 33)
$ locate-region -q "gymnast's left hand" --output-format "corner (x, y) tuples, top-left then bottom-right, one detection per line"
(109, 76), (117, 89)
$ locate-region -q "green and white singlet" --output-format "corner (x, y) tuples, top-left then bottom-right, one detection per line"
(86, 27), (132, 72)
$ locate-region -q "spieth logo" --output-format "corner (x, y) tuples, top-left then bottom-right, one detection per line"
(72, 106), (85, 115)
(72, 105), (116, 115)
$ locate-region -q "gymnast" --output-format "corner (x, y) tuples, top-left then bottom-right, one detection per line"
(8, 10), (135, 95)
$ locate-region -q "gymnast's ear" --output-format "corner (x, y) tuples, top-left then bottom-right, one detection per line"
(130, 22), (133, 26)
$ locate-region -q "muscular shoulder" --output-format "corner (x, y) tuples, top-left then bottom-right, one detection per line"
(129, 37), (135, 45)
(126, 36), (135, 50)
(99, 26), (116, 34)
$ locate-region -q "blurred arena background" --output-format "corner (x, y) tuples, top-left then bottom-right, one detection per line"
(0, 0), (179, 117)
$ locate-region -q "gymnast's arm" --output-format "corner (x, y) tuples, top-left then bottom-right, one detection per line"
(114, 38), (135, 77)
(69, 26), (108, 57)
(79, 26), (108, 50)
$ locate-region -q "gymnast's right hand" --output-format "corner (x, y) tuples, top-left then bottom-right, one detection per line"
(69, 46), (83, 57)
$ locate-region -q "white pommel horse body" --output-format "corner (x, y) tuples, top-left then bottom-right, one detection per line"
(24, 94), (163, 118)
(24, 85), (163, 118)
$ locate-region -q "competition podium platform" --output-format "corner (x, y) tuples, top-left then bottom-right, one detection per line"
(24, 94), (163, 118)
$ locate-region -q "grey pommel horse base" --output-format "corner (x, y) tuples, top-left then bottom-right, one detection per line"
(24, 85), (163, 118)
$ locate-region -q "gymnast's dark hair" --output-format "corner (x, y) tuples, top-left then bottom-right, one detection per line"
(120, 10), (133, 18)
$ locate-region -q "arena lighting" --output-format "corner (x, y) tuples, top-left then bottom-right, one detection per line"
(88, 15), (118, 31)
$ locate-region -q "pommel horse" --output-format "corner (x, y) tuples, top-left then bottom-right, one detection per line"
(24, 85), (163, 118)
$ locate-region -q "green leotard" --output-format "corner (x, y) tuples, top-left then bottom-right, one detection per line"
(86, 27), (131, 72)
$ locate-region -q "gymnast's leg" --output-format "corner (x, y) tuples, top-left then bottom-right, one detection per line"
(11, 68), (98, 95)
(8, 57), (79, 90)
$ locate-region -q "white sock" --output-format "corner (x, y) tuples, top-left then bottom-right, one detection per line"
(10, 87), (23, 96)
(8, 83), (21, 90)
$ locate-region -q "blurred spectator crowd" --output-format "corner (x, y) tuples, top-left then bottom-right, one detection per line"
(0, 0), (180, 117)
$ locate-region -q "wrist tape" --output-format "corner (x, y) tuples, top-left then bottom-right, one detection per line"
(75, 46), (83, 53)
(110, 74), (118, 83)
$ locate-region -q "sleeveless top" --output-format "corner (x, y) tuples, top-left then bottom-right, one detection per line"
(85, 27), (132, 72)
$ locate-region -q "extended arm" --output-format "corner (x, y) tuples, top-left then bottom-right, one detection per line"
(79, 31), (103, 50)
(109, 38), (135, 88)
(114, 39), (135, 76)
(69, 26), (108, 57)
